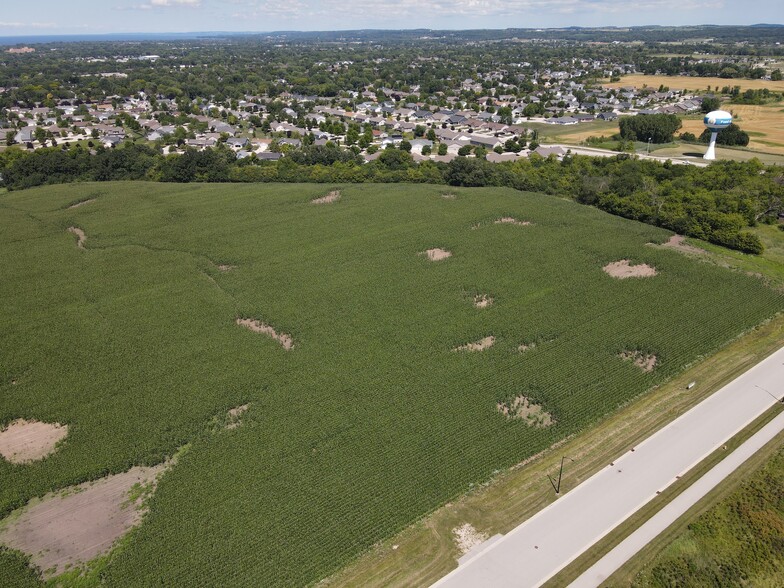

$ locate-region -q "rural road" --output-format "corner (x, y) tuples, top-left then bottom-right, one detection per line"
(431, 345), (784, 588)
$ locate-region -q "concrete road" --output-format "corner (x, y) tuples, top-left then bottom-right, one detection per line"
(570, 409), (784, 588)
(431, 346), (784, 588)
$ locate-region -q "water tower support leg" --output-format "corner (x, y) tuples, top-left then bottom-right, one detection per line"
(703, 131), (718, 160)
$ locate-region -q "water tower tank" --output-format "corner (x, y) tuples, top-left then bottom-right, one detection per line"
(703, 110), (732, 160)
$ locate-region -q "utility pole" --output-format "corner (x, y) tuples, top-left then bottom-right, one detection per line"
(547, 456), (574, 495)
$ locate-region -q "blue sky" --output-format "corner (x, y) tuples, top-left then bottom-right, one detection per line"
(1, 0), (782, 35)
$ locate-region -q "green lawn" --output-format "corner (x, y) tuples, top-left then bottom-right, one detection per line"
(1, 182), (782, 586)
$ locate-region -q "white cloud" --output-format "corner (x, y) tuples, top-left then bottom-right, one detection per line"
(0, 21), (56, 29)
(231, 0), (724, 23)
(150, 0), (202, 5)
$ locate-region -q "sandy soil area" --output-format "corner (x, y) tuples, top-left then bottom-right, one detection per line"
(441, 193), (457, 200)
(0, 419), (68, 464)
(453, 523), (489, 555)
(227, 404), (250, 429)
(603, 259), (657, 279)
(67, 227), (86, 249)
(424, 248), (452, 261)
(494, 217), (532, 227)
(497, 396), (554, 428)
(217, 264), (236, 272)
(473, 295), (493, 309)
(0, 463), (167, 577)
(454, 336), (495, 352)
(236, 318), (294, 350)
(311, 190), (341, 204)
(620, 350), (658, 373)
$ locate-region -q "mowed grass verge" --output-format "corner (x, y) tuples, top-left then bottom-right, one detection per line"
(0, 182), (782, 586)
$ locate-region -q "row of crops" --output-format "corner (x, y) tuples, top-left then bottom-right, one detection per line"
(1, 181), (782, 586)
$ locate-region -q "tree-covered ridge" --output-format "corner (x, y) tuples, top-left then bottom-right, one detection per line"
(1, 145), (781, 255)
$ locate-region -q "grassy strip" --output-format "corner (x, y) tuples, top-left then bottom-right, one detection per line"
(546, 399), (784, 587)
(602, 430), (784, 586)
(324, 314), (784, 588)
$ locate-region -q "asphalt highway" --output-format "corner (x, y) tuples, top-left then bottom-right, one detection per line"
(431, 345), (784, 588)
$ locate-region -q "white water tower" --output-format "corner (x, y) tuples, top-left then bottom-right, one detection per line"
(703, 110), (732, 160)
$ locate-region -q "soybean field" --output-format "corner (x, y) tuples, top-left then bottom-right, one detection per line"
(0, 182), (782, 587)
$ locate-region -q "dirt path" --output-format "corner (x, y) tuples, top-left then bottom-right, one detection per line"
(68, 199), (96, 209)
(661, 235), (705, 255)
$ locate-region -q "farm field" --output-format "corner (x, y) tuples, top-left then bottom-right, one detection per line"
(603, 74), (784, 94)
(678, 101), (784, 155)
(1, 182), (783, 586)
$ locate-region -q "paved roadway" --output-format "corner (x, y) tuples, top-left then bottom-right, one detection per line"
(431, 346), (784, 588)
(570, 409), (784, 587)
(548, 144), (710, 167)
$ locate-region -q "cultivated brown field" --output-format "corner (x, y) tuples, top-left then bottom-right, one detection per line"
(603, 74), (784, 93)
(679, 102), (784, 154)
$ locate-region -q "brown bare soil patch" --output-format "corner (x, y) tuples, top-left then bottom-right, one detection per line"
(67, 199), (95, 209)
(423, 248), (452, 261)
(473, 294), (493, 309)
(311, 190), (341, 205)
(619, 350), (658, 373)
(0, 419), (68, 464)
(497, 396), (554, 428)
(227, 404), (250, 429)
(236, 318), (294, 350)
(603, 259), (657, 279)
(452, 523), (489, 555)
(67, 227), (86, 249)
(494, 217), (532, 227)
(441, 193), (457, 200)
(454, 336), (495, 352)
(217, 264), (236, 272)
(661, 234), (705, 255)
(518, 342), (537, 352)
(0, 463), (167, 577)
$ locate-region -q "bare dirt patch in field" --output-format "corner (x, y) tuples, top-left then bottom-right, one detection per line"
(452, 523), (489, 555)
(67, 227), (86, 249)
(0, 463), (168, 577)
(236, 318), (294, 350)
(473, 294), (493, 309)
(497, 396), (554, 428)
(518, 342), (537, 352)
(0, 419), (68, 464)
(661, 234), (705, 255)
(494, 217), (532, 227)
(217, 264), (236, 272)
(441, 193), (457, 200)
(67, 199), (95, 209)
(311, 190), (341, 205)
(423, 248), (452, 261)
(227, 404), (250, 429)
(603, 259), (657, 279)
(619, 350), (658, 373)
(454, 336), (495, 352)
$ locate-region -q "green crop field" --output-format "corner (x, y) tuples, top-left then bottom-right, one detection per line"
(1, 182), (782, 587)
